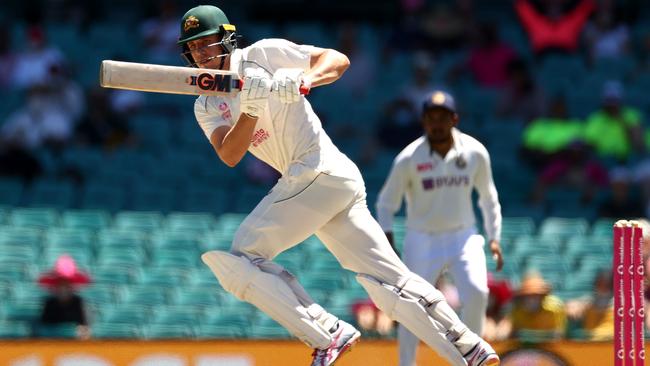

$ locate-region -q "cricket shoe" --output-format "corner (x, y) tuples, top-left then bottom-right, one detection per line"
(310, 320), (361, 366)
(463, 339), (500, 366)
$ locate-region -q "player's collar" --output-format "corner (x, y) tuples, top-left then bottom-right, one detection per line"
(229, 48), (243, 73)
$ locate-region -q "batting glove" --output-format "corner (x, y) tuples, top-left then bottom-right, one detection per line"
(240, 67), (273, 118)
(273, 68), (310, 104)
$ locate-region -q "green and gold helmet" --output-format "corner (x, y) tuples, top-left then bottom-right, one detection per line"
(177, 5), (238, 67)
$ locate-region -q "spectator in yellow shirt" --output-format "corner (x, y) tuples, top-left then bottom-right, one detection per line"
(509, 273), (566, 340)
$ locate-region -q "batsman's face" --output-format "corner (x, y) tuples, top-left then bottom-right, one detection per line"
(187, 34), (227, 69)
(422, 107), (458, 144)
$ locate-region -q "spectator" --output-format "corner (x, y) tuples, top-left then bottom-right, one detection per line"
(583, 6), (630, 62)
(521, 95), (583, 168)
(376, 98), (421, 151)
(417, 2), (470, 52)
(335, 24), (377, 98)
(598, 168), (644, 219)
(565, 270), (613, 340)
(1, 85), (76, 151)
(451, 22), (517, 88)
(483, 274), (513, 342)
(0, 23), (16, 88)
(509, 272), (567, 340)
(496, 58), (546, 121)
(12, 25), (65, 89)
(402, 52), (448, 111)
(583, 80), (644, 162)
(38, 255), (92, 340)
(350, 298), (395, 338)
(514, 0), (596, 56)
(74, 88), (133, 149)
(140, 0), (182, 63)
(529, 140), (608, 204)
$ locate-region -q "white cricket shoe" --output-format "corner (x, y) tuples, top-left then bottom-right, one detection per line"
(310, 320), (361, 366)
(463, 339), (500, 366)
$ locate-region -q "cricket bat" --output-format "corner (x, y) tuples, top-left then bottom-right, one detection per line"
(99, 60), (309, 97)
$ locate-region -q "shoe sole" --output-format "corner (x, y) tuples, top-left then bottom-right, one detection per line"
(483, 356), (500, 366)
(330, 331), (361, 366)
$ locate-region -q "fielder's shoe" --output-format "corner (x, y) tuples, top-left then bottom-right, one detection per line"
(463, 339), (500, 366)
(310, 320), (361, 366)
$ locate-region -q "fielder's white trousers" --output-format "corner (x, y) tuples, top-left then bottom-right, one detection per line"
(398, 227), (489, 366)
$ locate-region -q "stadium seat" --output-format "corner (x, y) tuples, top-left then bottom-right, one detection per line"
(8, 208), (59, 228)
(9, 283), (47, 303)
(0, 321), (32, 338)
(61, 210), (111, 230)
(2, 301), (42, 322)
(151, 305), (202, 325)
(195, 323), (247, 338)
(165, 212), (217, 232)
(99, 305), (151, 325)
(114, 211), (164, 232)
(91, 267), (138, 285)
(171, 286), (222, 307)
(149, 232), (201, 250)
(95, 247), (147, 268)
(501, 217), (536, 237)
(539, 217), (589, 238)
(0, 244), (38, 263)
(136, 268), (187, 287)
(149, 248), (198, 268)
(591, 218), (616, 236)
(92, 323), (142, 339)
(34, 323), (77, 338)
(44, 228), (93, 249)
(130, 186), (177, 212)
(0, 262), (35, 283)
(97, 229), (148, 249)
(142, 324), (193, 339)
(79, 284), (117, 307)
(121, 286), (168, 306)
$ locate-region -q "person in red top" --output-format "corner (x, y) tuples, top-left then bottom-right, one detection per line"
(515, 0), (596, 55)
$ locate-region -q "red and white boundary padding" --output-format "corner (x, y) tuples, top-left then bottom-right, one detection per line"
(614, 220), (645, 366)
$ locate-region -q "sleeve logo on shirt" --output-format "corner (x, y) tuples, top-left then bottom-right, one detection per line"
(421, 176), (469, 190)
(251, 128), (270, 147)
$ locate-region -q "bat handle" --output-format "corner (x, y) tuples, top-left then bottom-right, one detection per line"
(236, 79), (310, 95)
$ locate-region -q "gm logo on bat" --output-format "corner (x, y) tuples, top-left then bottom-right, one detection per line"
(188, 73), (236, 92)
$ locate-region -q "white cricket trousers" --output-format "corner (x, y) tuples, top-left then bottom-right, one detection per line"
(231, 169), (410, 285)
(398, 227), (489, 366)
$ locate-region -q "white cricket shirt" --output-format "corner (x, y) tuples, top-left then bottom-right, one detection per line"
(194, 38), (361, 181)
(376, 128), (502, 241)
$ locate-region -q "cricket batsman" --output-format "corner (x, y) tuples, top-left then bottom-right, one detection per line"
(178, 5), (500, 366)
(377, 91), (504, 366)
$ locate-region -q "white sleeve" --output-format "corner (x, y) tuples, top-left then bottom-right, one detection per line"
(474, 146), (502, 242)
(247, 39), (313, 73)
(376, 153), (410, 232)
(193, 96), (234, 140)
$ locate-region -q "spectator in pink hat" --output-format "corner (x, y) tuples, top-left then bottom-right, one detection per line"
(38, 255), (92, 340)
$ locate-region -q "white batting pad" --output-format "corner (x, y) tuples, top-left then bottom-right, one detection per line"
(356, 274), (467, 366)
(202, 251), (332, 349)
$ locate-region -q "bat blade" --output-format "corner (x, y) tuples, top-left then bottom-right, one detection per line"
(100, 60), (242, 97)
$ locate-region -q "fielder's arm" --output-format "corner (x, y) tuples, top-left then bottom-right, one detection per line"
(304, 47), (350, 88)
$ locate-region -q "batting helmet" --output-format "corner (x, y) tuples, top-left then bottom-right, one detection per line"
(177, 5), (238, 67)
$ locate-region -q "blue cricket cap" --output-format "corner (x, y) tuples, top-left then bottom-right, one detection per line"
(422, 91), (456, 114)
